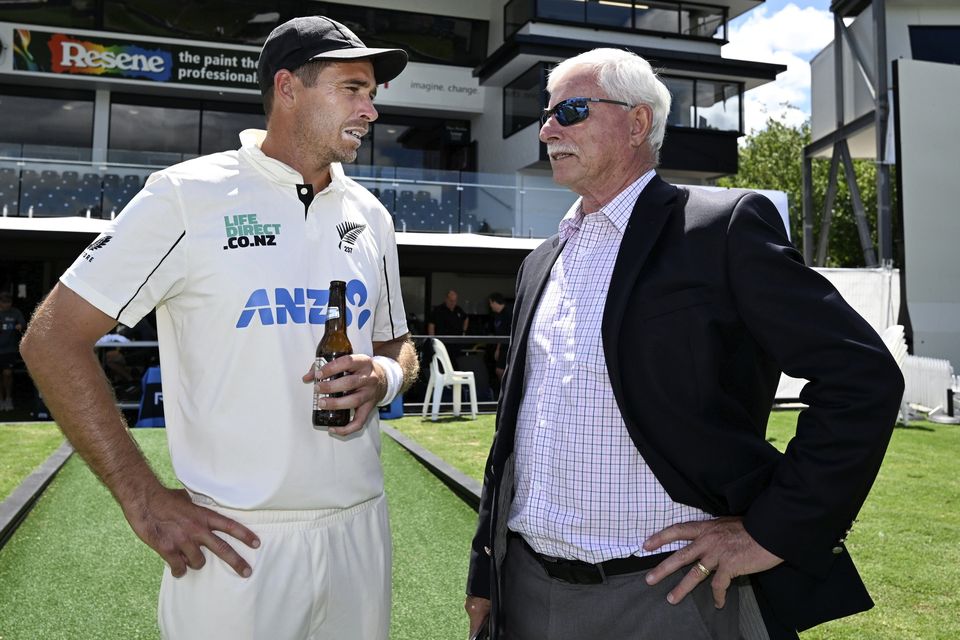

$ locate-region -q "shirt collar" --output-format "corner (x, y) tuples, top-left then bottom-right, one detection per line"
(558, 169), (657, 241)
(238, 128), (347, 193)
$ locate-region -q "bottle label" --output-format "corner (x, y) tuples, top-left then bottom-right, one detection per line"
(313, 357), (328, 409)
(327, 307), (340, 320)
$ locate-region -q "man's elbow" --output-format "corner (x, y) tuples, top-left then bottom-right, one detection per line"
(19, 321), (51, 373)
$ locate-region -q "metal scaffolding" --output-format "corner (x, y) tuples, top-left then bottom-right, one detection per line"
(802, 0), (893, 268)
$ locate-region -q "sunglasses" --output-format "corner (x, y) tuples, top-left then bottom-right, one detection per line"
(541, 97), (633, 126)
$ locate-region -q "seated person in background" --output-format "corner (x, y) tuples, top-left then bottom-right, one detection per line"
(427, 289), (469, 360)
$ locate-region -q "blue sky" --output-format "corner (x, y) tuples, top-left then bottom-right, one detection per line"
(724, 0), (834, 133)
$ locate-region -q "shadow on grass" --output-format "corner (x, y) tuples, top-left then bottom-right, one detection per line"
(894, 423), (935, 432)
(411, 416), (482, 425)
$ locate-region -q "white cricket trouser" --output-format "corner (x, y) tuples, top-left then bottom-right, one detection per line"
(158, 493), (391, 640)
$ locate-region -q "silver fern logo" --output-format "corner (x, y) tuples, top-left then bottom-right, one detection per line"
(86, 235), (112, 251)
(336, 221), (367, 253)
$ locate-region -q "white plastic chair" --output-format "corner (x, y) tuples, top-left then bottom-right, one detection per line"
(880, 324), (909, 422)
(880, 324), (908, 368)
(421, 338), (478, 421)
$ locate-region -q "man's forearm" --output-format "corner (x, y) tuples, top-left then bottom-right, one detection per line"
(21, 317), (162, 513)
(373, 335), (419, 393)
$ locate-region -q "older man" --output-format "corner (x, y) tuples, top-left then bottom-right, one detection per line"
(22, 16), (417, 640)
(465, 48), (902, 640)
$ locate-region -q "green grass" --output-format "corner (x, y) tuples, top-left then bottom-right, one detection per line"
(393, 411), (960, 640)
(0, 422), (64, 501)
(0, 427), (476, 640)
(2, 413), (958, 639)
(389, 414), (496, 482)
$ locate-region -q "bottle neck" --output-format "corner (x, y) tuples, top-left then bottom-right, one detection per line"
(326, 286), (347, 333)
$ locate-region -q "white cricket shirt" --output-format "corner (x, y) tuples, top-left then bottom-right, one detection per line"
(62, 129), (408, 510)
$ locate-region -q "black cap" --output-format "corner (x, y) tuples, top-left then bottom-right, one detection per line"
(257, 16), (408, 92)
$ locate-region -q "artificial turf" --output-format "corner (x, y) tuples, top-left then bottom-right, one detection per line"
(0, 427), (477, 639)
(0, 422), (64, 501)
(392, 411), (960, 640)
(3, 412), (958, 639)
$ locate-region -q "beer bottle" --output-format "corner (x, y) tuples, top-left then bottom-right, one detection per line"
(313, 280), (353, 428)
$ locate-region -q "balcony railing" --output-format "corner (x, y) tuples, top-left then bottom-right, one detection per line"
(504, 0), (728, 41)
(0, 150), (577, 239)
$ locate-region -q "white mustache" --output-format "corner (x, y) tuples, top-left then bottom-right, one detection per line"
(547, 145), (579, 157)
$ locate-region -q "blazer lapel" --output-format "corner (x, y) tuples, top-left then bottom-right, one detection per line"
(498, 234), (566, 446)
(602, 177), (683, 402)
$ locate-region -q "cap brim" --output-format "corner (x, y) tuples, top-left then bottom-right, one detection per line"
(307, 47), (408, 84)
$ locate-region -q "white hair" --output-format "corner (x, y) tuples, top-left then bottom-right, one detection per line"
(546, 48), (671, 159)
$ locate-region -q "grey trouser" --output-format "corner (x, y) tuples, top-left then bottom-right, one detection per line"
(500, 536), (770, 640)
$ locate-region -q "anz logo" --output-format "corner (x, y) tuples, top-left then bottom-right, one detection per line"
(236, 279), (372, 329)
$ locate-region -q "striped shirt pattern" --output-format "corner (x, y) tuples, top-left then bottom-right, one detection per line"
(507, 170), (712, 563)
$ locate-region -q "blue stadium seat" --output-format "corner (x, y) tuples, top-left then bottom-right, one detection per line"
(20, 169), (69, 216)
(77, 173), (103, 217)
(0, 168), (19, 215)
(103, 173), (143, 217)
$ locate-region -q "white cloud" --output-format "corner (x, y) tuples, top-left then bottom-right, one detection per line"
(723, 3), (835, 134)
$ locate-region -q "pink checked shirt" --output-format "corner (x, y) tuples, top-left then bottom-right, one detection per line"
(507, 170), (713, 563)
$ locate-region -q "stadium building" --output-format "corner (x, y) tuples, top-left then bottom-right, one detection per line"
(0, 0), (784, 324)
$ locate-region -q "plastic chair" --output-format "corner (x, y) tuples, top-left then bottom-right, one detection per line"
(880, 324), (907, 368)
(880, 324), (909, 422)
(421, 338), (478, 421)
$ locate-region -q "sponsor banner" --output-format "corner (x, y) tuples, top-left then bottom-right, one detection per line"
(0, 23), (486, 111)
(376, 61), (485, 113)
(4, 23), (259, 92)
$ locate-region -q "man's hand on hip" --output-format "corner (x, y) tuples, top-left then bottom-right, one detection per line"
(123, 485), (260, 578)
(642, 516), (783, 608)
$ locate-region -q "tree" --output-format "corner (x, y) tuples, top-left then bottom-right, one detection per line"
(717, 117), (884, 268)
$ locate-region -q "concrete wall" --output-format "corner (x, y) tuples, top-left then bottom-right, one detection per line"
(895, 58), (960, 366)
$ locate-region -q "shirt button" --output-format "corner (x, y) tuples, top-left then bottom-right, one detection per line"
(484, 546), (492, 556)
(832, 546), (844, 555)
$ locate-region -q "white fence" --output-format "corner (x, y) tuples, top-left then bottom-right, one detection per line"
(776, 267), (902, 400)
(902, 356), (956, 412)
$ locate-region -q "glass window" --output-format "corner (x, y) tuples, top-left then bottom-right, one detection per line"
(109, 100), (200, 164)
(586, 0), (631, 29)
(503, 64), (544, 138)
(695, 81), (740, 131)
(0, 87), (94, 160)
(909, 26), (960, 66)
(0, 0), (96, 29)
(200, 110), (265, 155)
(507, 0), (726, 40)
(103, 0), (281, 44)
(681, 3), (725, 39)
(361, 116), (469, 171)
(504, 0), (536, 39)
(537, 0), (586, 23)
(664, 77), (694, 128)
(303, 2), (488, 67)
(634, 2), (680, 33)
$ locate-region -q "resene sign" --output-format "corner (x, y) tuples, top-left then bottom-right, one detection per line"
(10, 26), (259, 91)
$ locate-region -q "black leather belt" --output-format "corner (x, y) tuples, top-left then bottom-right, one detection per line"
(511, 533), (672, 585)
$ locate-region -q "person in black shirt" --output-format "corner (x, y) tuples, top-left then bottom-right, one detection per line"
(487, 292), (511, 382)
(428, 289), (469, 361)
(0, 292), (25, 411)
(428, 289), (468, 337)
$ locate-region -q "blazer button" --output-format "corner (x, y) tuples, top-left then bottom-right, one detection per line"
(484, 546), (492, 556)
(832, 546), (844, 555)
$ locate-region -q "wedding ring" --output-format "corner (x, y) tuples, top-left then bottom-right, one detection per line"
(694, 561), (712, 579)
